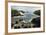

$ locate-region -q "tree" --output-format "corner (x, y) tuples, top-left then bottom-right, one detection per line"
(11, 9), (18, 17)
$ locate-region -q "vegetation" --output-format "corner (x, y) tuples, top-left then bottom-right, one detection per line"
(11, 9), (25, 17)
(34, 10), (40, 16)
(11, 9), (18, 17)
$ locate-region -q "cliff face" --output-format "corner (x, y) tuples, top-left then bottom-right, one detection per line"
(31, 10), (40, 27)
(34, 10), (40, 16)
(31, 17), (40, 27)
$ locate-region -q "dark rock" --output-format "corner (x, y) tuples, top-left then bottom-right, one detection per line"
(14, 26), (20, 29)
(11, 23), (14, 28)
(14, 26), (18, 29)
(15, 21), (18, 24)
(31, 17), (40, 27)
(34, 10), (40, 16)
(23, 26), (28, 28)
(29, 26), (31, 28)
(18, 26), (20, 28)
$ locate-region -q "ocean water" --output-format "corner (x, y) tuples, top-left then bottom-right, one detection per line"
(23, 13), (33, 22)
(14, 12), (35, 23)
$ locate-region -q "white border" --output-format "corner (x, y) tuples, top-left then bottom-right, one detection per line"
(8, 2), (44, 33)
